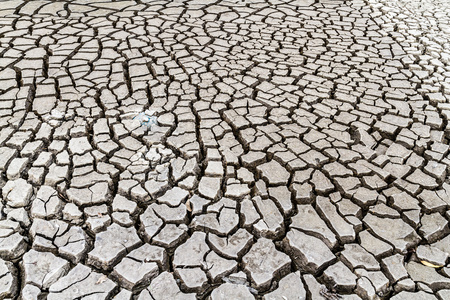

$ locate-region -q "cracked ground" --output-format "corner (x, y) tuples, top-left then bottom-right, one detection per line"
(1, 0), (450, 299)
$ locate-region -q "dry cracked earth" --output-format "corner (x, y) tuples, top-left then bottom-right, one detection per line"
(1, 0), (450, 299)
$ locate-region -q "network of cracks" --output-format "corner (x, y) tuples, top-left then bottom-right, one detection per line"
(0, 0), (450, 299)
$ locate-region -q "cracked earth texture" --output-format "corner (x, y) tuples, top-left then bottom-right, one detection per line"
(0, 0), (450, 299)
